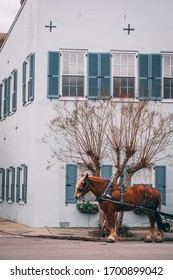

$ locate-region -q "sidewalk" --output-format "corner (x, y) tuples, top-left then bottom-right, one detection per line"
(0, 219), (173, 242)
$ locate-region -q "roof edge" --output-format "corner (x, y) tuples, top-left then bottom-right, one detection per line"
(0, 0), (28, 52)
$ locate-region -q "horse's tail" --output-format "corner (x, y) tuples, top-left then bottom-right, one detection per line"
(158, 196), (162, 211)
(155, 196), (170, 232)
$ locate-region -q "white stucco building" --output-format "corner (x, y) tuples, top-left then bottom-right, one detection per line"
(0, 0), (173, 228)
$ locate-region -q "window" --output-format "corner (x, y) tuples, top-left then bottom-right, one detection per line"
(138, 54), (162, 99)
(6, 167), (15, 203)
(62, 52), (85, 97)
(113, 53), (136, 98)
(16, 165), (28, 204)
(22, 53), (35, 105)
(163, 54), (173, 99)
(0, 168), (5, 202)
(88, 53), (111, 98)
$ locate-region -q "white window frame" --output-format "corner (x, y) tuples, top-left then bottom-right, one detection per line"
(112, 51), (138, 99)
(162, 53), (173, 100)
(60, 50), (87, 99)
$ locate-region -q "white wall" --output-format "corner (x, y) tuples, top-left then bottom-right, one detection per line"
(0, 0), (173, 227)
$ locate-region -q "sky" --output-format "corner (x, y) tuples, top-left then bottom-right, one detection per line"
(0, 1), (20, 32)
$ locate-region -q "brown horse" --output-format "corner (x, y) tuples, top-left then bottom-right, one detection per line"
(75, 174), (169, 243)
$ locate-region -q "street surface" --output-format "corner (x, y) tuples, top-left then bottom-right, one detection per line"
(0, 232), (173, 260)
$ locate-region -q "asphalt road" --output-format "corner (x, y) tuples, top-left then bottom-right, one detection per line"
(0, 232), (173, 260)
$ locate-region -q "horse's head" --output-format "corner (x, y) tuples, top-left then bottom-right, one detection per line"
(74, 173), (91, 200)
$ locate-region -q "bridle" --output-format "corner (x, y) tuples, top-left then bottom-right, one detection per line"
(76, 176), (91, 198)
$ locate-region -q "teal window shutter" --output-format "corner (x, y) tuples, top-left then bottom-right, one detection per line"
(3, 79), (8, 117)
(151, 54), (162, 99)
(138, 54), (162, 100)
(11, 168), (15, 202)
(29, 53), (35, 101)
(47, 52), (60, 98)
(155, 166), (166, 205)
(101, 165), (112, 179)
(6, 169), (10, 201)
(16, 167), (21, 203)
(139, 54), (149, 98)
(88, 53), (111, 98)
(23, 165), (28, 203)
(66, 164), (77, 204)
(12, 70), (17, 112)
(22, 61), (27, 105)
(100, 53), (111, 97)
(88, 53), (99, 98)
(0, 168), (5, 201)
(0, 84), (2, 119)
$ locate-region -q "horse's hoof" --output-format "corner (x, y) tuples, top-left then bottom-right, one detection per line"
(144, 238), (152, 243)
(155, 239), (163, 243)
(106, 238), (115, 243)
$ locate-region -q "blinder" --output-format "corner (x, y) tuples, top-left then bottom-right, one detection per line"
(77, 177), (91, 196)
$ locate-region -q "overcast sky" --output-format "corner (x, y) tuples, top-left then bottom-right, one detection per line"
(0, 1), (20, 32)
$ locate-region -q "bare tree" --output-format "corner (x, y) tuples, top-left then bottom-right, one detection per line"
(107, 99), (173, 227)
(48, 100), (111, 176)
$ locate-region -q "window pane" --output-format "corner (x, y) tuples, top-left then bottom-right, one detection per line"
(128, 66), (134, 76)
(128, 78), (134, 87)
(70, 86), (76, 96)
(121, 54), (127, 66)
(164, 56), (170, 67)
(128, 55), (134, 66)
(62, 86), (69, 96)
(70, 77), (76, 86)
(114, 54), (120, 65)
(121, 78), (127, 87)
(121, 66), (127, 76)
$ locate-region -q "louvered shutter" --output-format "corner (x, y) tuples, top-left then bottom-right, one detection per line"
(88, 53), (111, 98)
(101, 165), (112, 179)
(0, 168), (5, 201)
(47, 52), (60, 98)
(23, 165), (28, 203)
(6, 169), (10, 201)
(11, 168), (15, 202)
(139, 54), (149, 98)
(12, 70), (17, 112)
(66, 164), (77, 204)
(151, 54), (162, 99)
(88, 53), (99, 98)
(29, 53), (35, 101)
(0, 84), (2, 119)
(138, 54), (162, 99)
(3, 79), (8, 117)
(100, 53), (111, 97)
(16, 167), (21, 203)
(155, 166), (166, 205)
(22, 61), (27, 105)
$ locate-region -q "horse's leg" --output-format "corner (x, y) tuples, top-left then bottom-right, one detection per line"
(145, 214), (155, 242)
(106, 210), (117, 243)
(154, 213), (163, 243)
